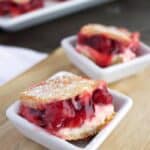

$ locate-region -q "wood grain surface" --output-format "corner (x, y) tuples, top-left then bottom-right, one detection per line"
(0, 48), (150, 150)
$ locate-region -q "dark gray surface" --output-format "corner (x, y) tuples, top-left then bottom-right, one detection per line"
(0, 0), (150, 52)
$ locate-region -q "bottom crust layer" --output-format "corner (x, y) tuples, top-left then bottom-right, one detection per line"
(62, 112), (115, 141)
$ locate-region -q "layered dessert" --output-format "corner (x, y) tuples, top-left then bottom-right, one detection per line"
(19, 72), (115, 140)
(76, 24), (140, 67)
(0, 0), (44, 16)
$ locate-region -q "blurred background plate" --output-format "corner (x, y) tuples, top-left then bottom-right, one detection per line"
(0, 0), (114, 31)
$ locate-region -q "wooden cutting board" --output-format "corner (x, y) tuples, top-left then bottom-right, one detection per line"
(0, 48), (150, 150)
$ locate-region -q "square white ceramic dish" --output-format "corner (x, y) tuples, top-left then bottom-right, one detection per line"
(0, 0), (113, 31)
(61, 36), (150, 83)
(6, 71), (133, 150)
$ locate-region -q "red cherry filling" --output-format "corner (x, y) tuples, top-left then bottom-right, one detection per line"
(19, 87), (112, 133)
(77, 32), (140, 67)
(0, 0), (43, 17)
(92, 88), (112, 104)
(78, 33), (124, 55)
(19, 104), (46, 127)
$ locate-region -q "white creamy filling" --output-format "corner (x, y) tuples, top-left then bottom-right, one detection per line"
(58, 104), (114, 138)
(120, 48), (136, 62)
(112, 48), (136, 64)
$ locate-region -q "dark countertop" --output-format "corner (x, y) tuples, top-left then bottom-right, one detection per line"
(0, 0), (150, 52)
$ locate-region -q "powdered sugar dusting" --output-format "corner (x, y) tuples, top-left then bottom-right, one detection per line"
(22, 71), (100, 102)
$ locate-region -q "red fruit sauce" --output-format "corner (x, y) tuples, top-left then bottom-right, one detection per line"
(19, 87), (112, 134)
(77, 32), (140, 67)
(0, 0), (43, 17)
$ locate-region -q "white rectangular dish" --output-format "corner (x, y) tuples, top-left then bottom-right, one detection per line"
(0, 0), (113, 31)
(61, 36), (150, 83)
(6, 88), (132, 150)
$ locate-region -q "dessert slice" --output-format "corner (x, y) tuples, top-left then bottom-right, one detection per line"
(19, 72), (115, 141)
(0, 0), (43, 17)
(76, 24), (140, 67)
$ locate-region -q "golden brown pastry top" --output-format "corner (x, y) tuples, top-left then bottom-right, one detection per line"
(80, 24), (132, 43)
(20, 72), (105, 108)
(0, 0), (30, 4)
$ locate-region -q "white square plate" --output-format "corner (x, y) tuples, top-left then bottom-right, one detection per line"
(6, 71), (133, 150)
(61, 36), (150, 83)
(0, 0), (113, 31)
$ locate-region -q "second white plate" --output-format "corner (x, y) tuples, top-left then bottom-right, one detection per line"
(0, 0), (113, 31)
(61, 36), (150, 83)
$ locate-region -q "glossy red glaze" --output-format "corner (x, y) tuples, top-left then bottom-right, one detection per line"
(19, 87), (113, 133)
(92, 87), (112, 104)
